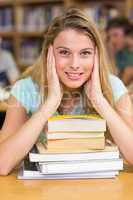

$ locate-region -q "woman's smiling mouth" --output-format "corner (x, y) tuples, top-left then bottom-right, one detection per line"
(65, 72), (83, 80)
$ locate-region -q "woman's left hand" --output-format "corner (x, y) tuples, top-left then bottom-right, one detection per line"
(84, 48), (105, 113)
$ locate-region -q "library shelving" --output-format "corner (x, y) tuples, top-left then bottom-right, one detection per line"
(0, 0), (132, 71)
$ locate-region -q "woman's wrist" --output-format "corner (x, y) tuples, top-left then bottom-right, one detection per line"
(94, 96), (112, 118)
(39, 100), (57, 119)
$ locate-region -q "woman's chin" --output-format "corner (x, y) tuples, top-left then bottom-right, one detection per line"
(62, 82), (84, 90)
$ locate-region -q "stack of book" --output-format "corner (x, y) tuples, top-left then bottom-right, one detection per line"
(47, 115), (106, 150)
(18, 115), (123, 180)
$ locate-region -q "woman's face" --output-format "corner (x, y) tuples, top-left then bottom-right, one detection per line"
(53, 29), (95, 91)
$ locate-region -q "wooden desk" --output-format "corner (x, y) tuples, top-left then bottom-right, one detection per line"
(0, 165), (133, 200)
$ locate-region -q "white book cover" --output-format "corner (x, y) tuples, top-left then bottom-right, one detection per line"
(39, 159), (123, 174)
(29, 148), (119, 163)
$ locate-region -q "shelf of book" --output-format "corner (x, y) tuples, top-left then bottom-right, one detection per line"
(0, 0), (132, 71)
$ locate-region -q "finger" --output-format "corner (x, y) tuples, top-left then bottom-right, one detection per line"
(47, 46), (53, 81)
(84, 79), (91, 96)
(51, 47), (63, 97)
(47, 46), (55, 97)
(49, 47), (59, 87)
(94, 48), (99, 70)
(50, 46), (59, 86)
(93, 47), (100, 80)
(92, 47), (102, 94)
(51, 46), (56, 75)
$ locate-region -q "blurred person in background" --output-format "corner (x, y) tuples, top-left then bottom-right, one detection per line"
(126, 23), (133, 52)
(125, 24), (133, 100)
(106, 17), (133, 85)
(0, 37), (20, 128)
(0, 37), (20, 88)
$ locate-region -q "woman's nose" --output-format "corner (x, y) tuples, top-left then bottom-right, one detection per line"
(70, 55), (80, 70)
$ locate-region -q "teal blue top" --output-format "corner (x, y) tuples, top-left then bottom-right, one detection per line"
(10, 74), (128, 116)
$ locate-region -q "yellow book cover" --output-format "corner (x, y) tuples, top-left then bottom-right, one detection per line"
(49, 114), (103, 121)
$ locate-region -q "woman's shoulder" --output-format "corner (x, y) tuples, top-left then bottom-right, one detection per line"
(108, 73), (127, 89)
(12, 76), (37, 88)
(108, 73), (128, 103)
(11, 76), (39, 97)
(10, 76), (41, 114)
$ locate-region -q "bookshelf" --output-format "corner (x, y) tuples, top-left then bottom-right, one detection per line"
(65, 0), (133, 29)
(0, 0), (132, 71)
(0, 0), (64, 71)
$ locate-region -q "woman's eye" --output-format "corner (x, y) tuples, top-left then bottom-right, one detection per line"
(59, 50), (70, 56)
(81, 51), (92, 56)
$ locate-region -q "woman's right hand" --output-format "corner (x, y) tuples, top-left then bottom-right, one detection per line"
(45, 45), (63, 113)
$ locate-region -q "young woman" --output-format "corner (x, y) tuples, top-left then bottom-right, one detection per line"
(0, 8), (132, 175)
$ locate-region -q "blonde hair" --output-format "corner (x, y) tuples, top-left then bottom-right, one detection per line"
(21, 8), (114, 114)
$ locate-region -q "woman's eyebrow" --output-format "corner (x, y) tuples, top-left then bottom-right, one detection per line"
(56, 47), (70, 50)
(56, 47), (94, 50)
(80, 48), (94, 51)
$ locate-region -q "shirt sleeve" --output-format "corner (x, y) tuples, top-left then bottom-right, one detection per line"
(2, 51), (20, 82)
(6, 54), (20, 82)
(109, 74), (128, 103)
(10, 77), (41, 114)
